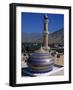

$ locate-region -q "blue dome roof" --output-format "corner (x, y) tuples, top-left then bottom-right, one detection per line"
(27, 47), (54, 73)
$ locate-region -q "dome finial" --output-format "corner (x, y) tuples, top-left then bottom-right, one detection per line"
(34, 46), (48, 53)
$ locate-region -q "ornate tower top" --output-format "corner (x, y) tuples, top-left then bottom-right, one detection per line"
(44, 14), (48, 19)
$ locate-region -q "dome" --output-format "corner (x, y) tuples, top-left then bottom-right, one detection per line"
(27, 47), (54, 73)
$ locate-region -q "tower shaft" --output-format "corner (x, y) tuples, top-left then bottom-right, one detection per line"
(43, 14), (49, 49)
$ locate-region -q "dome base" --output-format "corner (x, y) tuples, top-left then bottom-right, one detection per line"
(22, 67), (53, 77)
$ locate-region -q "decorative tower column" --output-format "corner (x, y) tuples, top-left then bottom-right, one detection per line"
(43, 14), (50, 50)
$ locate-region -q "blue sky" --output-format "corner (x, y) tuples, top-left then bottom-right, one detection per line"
(22, 12), (64, 33)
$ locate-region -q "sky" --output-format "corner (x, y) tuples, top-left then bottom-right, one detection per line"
(22, 12), (64, 33)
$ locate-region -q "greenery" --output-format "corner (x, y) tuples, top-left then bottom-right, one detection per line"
(22, 42), (41, 54)
(50, 48), (64, 53)
(22, 43), (64, 56)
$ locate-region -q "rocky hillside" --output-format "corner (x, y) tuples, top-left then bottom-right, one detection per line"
(22, 28), (64, 45)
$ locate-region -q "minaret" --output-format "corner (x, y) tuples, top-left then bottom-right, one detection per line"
(43, 14), (50, 50)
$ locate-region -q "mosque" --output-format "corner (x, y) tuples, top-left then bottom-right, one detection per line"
(27, 14), (54, 74)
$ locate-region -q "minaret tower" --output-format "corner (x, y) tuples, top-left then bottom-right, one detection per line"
(43, 14), (50, 50)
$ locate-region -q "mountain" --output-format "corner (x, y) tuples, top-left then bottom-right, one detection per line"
(48, 28), (64, 45)
(22, 28), (64, 45)
(22, 33), (42, 43)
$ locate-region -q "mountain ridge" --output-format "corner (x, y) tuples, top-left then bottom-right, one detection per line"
(22, 28), (64, 45)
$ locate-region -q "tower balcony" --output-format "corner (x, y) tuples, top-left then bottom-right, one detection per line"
(43, 31), (49, 35)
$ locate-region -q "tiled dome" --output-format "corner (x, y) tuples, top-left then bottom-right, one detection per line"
(27, 47), (54, 73)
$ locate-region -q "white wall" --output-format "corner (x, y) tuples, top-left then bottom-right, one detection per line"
(0, 0), (72, 89)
